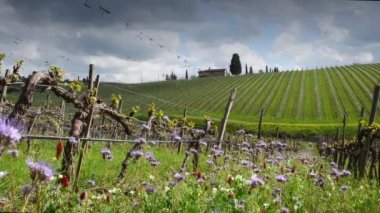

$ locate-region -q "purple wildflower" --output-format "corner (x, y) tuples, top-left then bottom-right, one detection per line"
(145, 184), (156, 194)
(316, 177), (324, 187)
(174, 173), (185, 181)
(236, 129), (245, 135)
(210, 179), (217, 185)
(241, 141), (251, 147)
(246, 175), (265, 188)
(145, 152), (155, 161)
(212, 147), (223, 157)
(0, 118), (22, 146)
(197, 178), (205, 184)
(275, 174), (288, 183)
(130, 150), (144, 159)
(101, 148), (112, 160)
(340, 170), (351, 177)
(256, 141), (267, 148)
(20, 184), (34, 197)
(207, 159), (214, 165)
(330, 168), (339, 176)
(136, 137), (146, 144)
(150, 161), (160, 167)
(26, 158), (54, 182)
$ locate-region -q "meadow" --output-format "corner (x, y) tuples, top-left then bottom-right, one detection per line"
(1, 140), (379, 212)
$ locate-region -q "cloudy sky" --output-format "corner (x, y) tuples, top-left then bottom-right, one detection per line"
(0, 0), (379, 83)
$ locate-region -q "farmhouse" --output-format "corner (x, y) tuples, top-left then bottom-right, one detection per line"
(198, 68), (228, 78)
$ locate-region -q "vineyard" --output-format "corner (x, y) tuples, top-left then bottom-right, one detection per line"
(0, 58), (379, 212)
(96, 64), (380, 123)
(5, 63), (380, 138)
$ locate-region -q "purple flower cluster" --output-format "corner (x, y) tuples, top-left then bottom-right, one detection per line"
(173, 172), (185, 182)
(130, 150), (144, 159)
(211, 146), (224, 157)
(26, 158), (54, 182)
(101, 148), (113, 160)
(275, 174), (288, 183)
(136, 137), (146, 144)
(0, 118), (22, 147)
(330, 168), (351, 177)
(256, 141), (267, 148)
(246, 175), (265, 188)
(145, 152), (160, 167)
(241, 160), (255, 167)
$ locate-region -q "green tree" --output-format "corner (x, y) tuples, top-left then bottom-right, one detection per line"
(185, 70), (188, 80)
(245, 64), (248, 75)
(249, 66), (253, 74)
(229, 53), (242, 75)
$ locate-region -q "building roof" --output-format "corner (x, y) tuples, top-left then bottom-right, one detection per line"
(198, 68), (227, 73)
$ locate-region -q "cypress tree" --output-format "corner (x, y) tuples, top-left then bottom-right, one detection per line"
(229, 53), (242, 75)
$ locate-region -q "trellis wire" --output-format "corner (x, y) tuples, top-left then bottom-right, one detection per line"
(22, 134), (218, 144)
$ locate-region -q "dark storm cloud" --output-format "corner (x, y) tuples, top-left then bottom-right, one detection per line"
(1, 0), (379, 83)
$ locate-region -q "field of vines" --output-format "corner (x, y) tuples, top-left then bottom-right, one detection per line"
(1, 60), (380, 212)
(98, 64), (380, 123)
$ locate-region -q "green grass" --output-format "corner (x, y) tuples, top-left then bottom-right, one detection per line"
(1, 141), (379, 212)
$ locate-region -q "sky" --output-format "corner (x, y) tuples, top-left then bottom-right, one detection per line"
(0, 0), (379, 83)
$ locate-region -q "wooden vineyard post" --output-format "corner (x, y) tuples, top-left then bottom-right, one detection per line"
(26, 107), (41, 152)
(177, 106), (187, 154)
(217, 89), (237, 147)
(339, 113), (347, 168)
(74, 65), (99, 189)
(369, 85), (380, 125)
(60, 100), (66, 136)
(356, 107), (365, 139)
(359, 85), (380, 178)
(0, 69), (10, 111)
(333, 127), (339, 163)
(258, 109), (264, 140)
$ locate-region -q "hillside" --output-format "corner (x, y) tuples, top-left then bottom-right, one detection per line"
(5, 63), (380, 137)
(98, 64), (380, 124)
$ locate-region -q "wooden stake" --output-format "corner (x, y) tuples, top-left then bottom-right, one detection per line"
(0, 69), (10, 105)
(177, 106), (187, 154)
(74, 65), (98, 189)
(258, 109), (264, 139)
(217, 89), (237, 146)
(369, 85), (380, 125)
